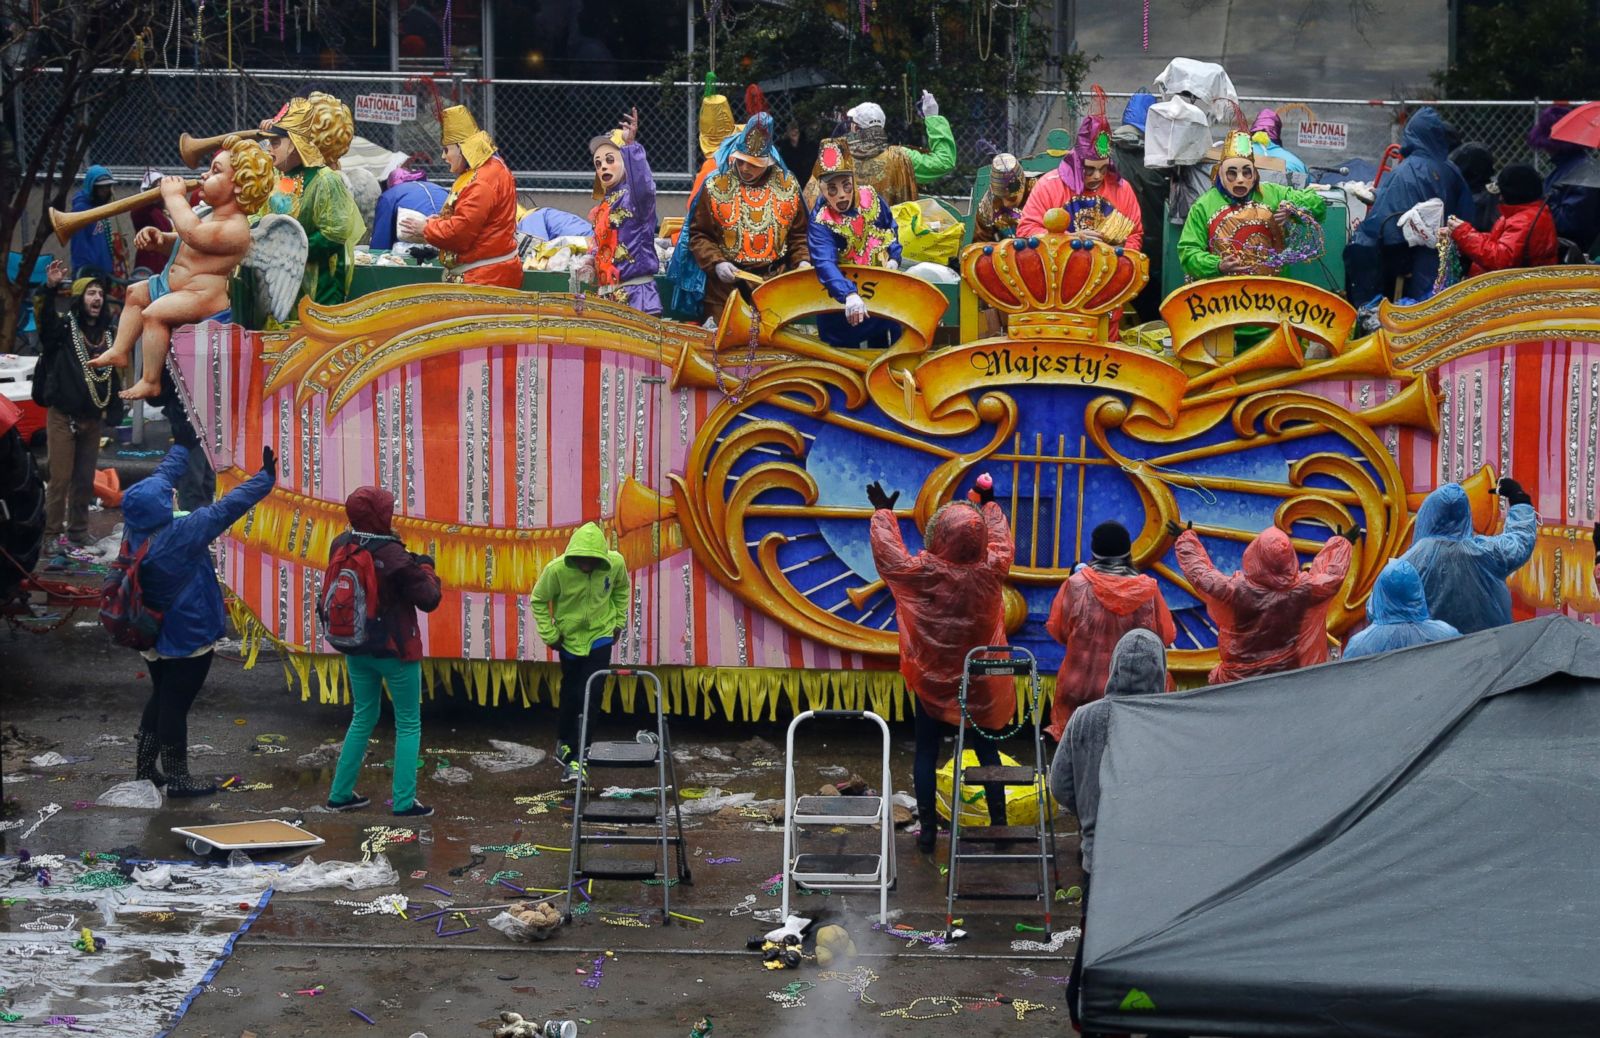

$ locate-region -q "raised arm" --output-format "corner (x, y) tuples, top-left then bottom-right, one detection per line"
(981, 500), (1015, 575)
(1484, 502), (1539, 578)
(1302, 535), (1354, 603)
(1173, 528), (1235, 603)
(905, 115), (957, 184)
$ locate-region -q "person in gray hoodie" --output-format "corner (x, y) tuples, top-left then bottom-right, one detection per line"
(1049, 627), (1168, 1034)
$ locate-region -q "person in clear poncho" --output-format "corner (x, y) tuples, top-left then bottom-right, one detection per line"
(1400, 478), (1538, 635)
(1044, 520), (1175, 742)
(868, 480), (1013, 852)
(1343, 558), (1460, 660)
(1172, 521), (1354, 685)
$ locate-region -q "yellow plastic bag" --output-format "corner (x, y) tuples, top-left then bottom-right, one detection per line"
(893, 199), (965, 267)
(934, 749), (1056, 827)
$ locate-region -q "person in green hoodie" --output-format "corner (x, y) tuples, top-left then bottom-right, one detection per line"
(530, 522), (632, 782)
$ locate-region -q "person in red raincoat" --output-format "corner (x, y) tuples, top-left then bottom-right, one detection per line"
(1171, 520), (1355, 685)
(1446, 163), (1559, 276)
(1045, 521), (1176, 742)
(869, 479), (1015, 852)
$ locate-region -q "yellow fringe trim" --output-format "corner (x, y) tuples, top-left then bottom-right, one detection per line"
(229, 598), (1056, 723)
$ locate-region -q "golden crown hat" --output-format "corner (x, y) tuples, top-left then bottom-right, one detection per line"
(698, 94), (736, 159)
(990, 152), (1025, 195)
(815, 138), (854, 179)
(1222, 129), (1255, 161)
(731, 113), (777, 168)
(269, 98), (326, 168)
(440, 105), (496, 169)
(589, 129), (628, 199)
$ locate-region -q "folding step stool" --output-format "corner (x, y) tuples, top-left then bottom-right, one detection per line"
(564, 668), (691, 924)
(781, 709), (896, 922)
(945, 645), (1059, 934)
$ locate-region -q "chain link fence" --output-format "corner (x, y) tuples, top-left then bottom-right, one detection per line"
(12, 68), (1587, 200)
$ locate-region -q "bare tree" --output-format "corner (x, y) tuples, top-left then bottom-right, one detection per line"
(1, 1), (167, 350)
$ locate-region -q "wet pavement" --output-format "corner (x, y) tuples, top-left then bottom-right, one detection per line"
(3, 513), (1085, 1037)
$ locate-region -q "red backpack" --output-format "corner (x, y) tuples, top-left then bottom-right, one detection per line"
(318, 537), (389, 655)
(100, 537), (165, 651)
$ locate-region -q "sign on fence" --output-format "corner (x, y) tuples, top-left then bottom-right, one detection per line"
(354, 94), (417, 125)
(1295, 119), (1348, 150)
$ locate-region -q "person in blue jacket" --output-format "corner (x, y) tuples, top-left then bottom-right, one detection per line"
(1343, 559), (1460, 659)
(517, 206), (593, 244)
(369, 167), (449, 251)
(69, 165), (133, 282)
(1346, 107), (1472, 302)
(806, 137), (902, 349)
(120, 443), (276, 796)
(1400, 478), (1538, 636)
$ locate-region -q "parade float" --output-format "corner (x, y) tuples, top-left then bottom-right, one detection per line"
(138, 219), (1600, 719)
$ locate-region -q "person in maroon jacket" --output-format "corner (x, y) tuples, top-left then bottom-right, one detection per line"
(1446, 163), (1559, 276)
(326, 486), (443, 817)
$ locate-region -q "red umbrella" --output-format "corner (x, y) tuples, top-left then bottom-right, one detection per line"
(1550, 101), (1600, 148)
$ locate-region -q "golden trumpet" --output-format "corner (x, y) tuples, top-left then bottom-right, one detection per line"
(1182, 322), (1307, 395)
(1183, 335), (1399, 410)
(179, 128), (269, 169)
(48, 179), (200, 245)
(1353, 375), (1439, 434)
(712, 297), (869, 372)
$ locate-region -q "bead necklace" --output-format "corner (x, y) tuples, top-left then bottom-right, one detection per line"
(70, 316), (114, 411)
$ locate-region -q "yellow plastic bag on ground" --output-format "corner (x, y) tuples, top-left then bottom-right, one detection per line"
(894, 199), (965, 267)
(934, 748), (1056, 827)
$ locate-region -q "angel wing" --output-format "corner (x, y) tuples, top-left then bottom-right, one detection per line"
(241, 215), (309, 323)
(341, 166), (382, 239)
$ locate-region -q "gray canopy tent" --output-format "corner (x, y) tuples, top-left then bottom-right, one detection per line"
(1082, 615), (1600, 1037)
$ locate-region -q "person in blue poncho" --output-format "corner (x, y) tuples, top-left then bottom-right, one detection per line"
(119, 444), (276, 796)
(1400, 478), (1538, 636)
(1530, 104), (1600, 255)
(1346, 107), (1472, 303)
(69, 165), (134, 283)
(369, 166), (449, 251)
(1343, 559), (1459, 659)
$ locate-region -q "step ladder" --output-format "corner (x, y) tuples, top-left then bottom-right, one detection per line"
(945, 645), (1059, 934)
(564, 668), (691, 924)
(780, 709), (896, 922)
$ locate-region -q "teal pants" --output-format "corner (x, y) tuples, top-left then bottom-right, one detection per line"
(330, 655), (422, 811)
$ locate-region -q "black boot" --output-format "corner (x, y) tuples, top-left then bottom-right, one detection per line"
(161, 742), (216, 798)
(917, 806), (940, 854)
(135, 730), (166, 787)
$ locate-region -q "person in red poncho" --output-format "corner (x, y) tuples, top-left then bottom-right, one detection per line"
(1045, 521), (1175, 742)
(1171, 520), (1355, 685)
(869, 477), (1015, 853)
(1445, 163), (1559, 276)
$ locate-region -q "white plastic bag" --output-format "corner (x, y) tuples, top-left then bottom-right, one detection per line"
(1399, 197), (1445, 247)
(1144, 98), (1213, 168)
(431, 766), (473, 785)
(95, 779), (163, 808)
(470, 740), (547, 773)
(901, 261), (960, 284)
(1153, 58), (1239, 122)
(237, 854), (399, 892)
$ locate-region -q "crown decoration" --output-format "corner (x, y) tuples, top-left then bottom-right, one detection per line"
(960, 207), (1149, 341)
(816, 138), (853, 178)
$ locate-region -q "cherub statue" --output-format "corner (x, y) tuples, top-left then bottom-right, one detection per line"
(92, 135), (304, 398)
